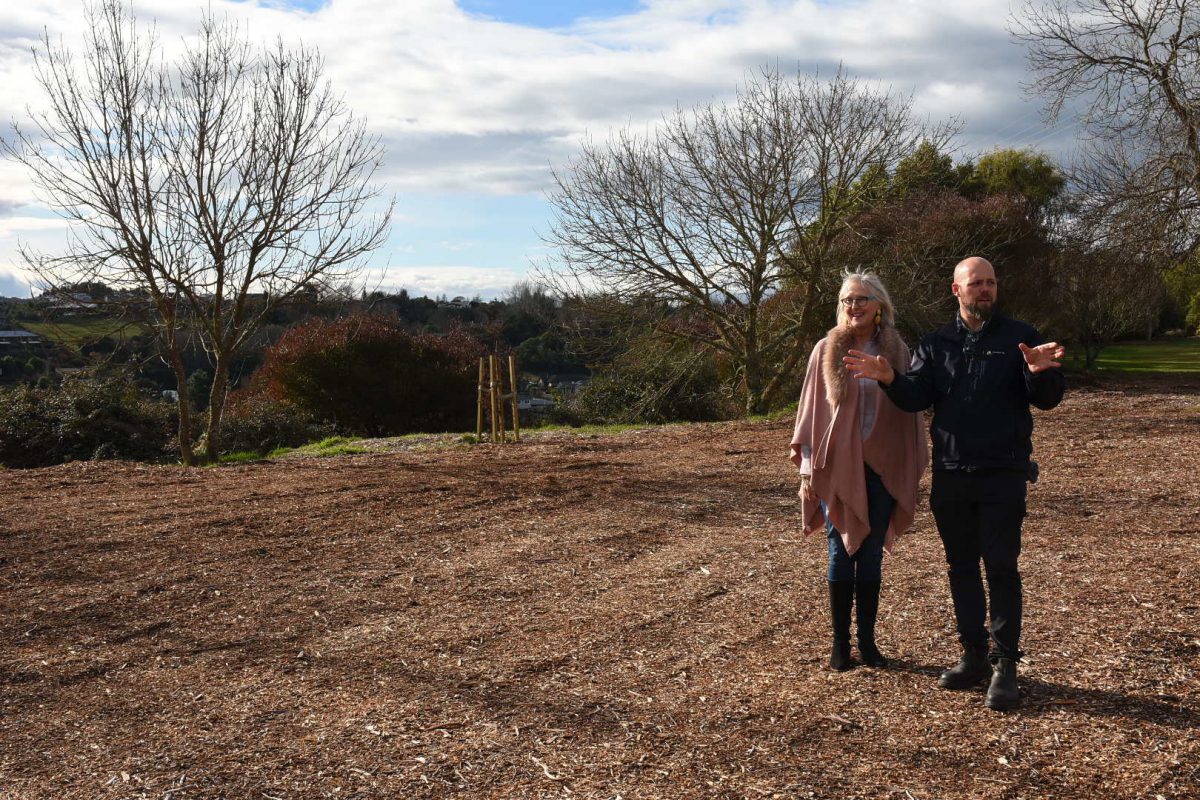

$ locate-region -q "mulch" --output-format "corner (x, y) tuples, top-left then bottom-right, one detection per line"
(1, 375), (1198, 799)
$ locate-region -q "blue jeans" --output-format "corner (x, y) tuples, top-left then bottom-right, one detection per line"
(825, 465), (896, 583)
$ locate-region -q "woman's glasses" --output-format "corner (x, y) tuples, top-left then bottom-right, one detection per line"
(840, 295), (875, 308)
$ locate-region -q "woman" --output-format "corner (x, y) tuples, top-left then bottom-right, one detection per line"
(789, 271), (927, 671)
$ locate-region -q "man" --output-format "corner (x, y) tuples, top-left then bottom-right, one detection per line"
(844, 256), (1064, 711)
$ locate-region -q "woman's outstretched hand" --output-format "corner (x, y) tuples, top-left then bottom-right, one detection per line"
(844, 350), (895, 385)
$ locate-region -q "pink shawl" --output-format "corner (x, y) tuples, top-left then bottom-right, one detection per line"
(789, 324), (928, 555)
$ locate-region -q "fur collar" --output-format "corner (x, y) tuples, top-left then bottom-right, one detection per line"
(822, 324), (907, 408)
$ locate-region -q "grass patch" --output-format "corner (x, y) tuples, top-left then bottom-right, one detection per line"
(219, 450), (268, 464)
(217, 436), (368, 463)
(287, 436), (369, 457)
(527, 421), (670, 436)
(748, 403), (798, 424)
(22, 318), (148, 350)
(217, 419), (780, 463)
(1069, 337), (1200, 374)
(389, 431), (460, 441)
(565, 422), (657, 435)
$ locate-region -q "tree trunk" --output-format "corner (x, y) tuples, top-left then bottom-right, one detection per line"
(759, 340), (805, 414)
(743, 353), (768, 416)
(759, 273), (824, 412)
(203, 360), (231, 465)
(168, 349), (196, 466)
(745, 390), (768, 416)
(742, 318), (768, 416)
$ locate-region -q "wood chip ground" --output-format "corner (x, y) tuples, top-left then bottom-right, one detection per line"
(1, 375), (1198, 799)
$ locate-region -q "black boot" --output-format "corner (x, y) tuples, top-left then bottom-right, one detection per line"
(828, 581), (855, 671)
(938, 644), (991, 689)
(986, 658), (1021, 711)
(855, 580), (888, 667)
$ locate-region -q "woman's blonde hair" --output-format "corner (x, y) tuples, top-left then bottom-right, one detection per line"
(835, 270), (896, 328)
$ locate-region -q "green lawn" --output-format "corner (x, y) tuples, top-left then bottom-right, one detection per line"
(1071, 337), (1200, 373)
(21, 318), (147, 350)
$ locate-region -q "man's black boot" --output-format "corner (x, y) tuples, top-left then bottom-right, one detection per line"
(938, 644), (991, 689)
(855, 580), (888, 667)
(986, 658), (1022, 711)
(828, 581), (855, 671)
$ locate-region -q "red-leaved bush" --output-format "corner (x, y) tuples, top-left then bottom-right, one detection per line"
(230, 313), (489, 438)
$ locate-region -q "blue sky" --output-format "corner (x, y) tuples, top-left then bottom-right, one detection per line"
(252, 0), (648, 25)
(458, 0), (644, 27)
(0, 0), (1073, 300)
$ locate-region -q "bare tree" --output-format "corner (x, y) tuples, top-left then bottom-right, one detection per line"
(1013, 0), (1200, 257)
(3, 0), (390, 464)
(1051, 245), (1164, 367)
(543, 67), (953, 414)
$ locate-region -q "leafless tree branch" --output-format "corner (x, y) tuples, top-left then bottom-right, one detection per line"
(2, 0), (391, 463)
(541, 66), (954, 413)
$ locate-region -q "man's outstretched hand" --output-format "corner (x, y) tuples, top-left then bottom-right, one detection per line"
(844, 350), (895, 385)
(1019, 342), (1065, 374)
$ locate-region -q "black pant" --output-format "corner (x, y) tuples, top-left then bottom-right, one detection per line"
(930, 469), (1027, 661)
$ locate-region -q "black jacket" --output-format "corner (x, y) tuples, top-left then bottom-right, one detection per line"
(882, 314), (1064, 472)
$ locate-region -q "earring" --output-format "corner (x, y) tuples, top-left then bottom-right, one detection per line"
(874, 310), (882, 325)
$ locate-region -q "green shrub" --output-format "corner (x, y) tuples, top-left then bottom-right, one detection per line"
(570, 338), (734, 424)
(514, 330), (586, 374)
(0, 375), (175, 467)
(1187, 289), (1200, 334)
(219, 394), (332, 456)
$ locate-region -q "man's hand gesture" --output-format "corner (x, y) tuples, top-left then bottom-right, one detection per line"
(844, 350), (895, 385)
(1018, 342), (1064, 374)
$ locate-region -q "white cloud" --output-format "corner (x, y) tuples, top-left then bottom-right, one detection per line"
(0, 0), (1057, 194)
(0, 215), (69, 237)
(367, 263), (526, 298)
(0, 0), (1067, 297)
(0, 263), (35, 297)
(145, 0), (1029, 192)
(290, 0), (1042, 193)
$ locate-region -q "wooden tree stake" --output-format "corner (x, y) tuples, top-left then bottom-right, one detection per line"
(488, 355), (500, 442)
(476, 357), (485, 440)
(475, 353), (522, 444)
(508, 354), (521, 442)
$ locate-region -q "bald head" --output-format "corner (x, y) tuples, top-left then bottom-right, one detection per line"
(952, 256), (997, 330)
(954, 256), (993, 284)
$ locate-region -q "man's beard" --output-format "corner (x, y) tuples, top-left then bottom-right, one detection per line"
(965, 300), (994, 322)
